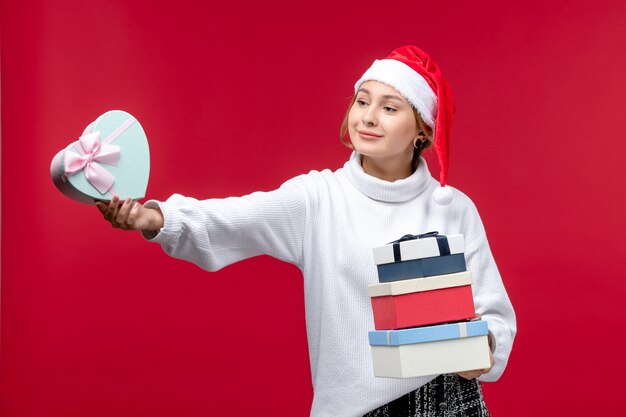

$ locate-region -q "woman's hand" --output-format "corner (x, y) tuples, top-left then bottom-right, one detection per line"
(95, 195), (164, 232)
(457, 314), (494, 380)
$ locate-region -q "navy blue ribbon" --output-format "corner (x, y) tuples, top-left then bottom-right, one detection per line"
(389, 231), (451, 262)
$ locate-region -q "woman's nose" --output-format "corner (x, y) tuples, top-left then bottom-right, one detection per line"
(362, 108), (377, 126)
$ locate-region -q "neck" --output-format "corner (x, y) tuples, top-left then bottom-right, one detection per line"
(361, 154), (414, 182)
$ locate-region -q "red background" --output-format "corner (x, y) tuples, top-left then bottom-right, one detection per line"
(2, 0), (626, 416)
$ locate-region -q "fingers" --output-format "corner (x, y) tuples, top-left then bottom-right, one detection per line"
(457, 371), (476, 380)
(96, 195), (134, 230)
(95, 195), (155, 231)
(457, 368), (489, 380)
(95, 201), (107, 214)
(116, 197), (133, 226)
(126, 201), (140, 228)
(103, 195), (121, 224)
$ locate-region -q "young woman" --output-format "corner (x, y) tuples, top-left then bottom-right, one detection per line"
(97, 45), (516, 417)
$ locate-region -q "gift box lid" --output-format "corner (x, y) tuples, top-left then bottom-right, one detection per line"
(373, 232), (464, 265)
(368, 271), (472, 298)
(50, 110), (150, 204)
(368, 320), (488, 346)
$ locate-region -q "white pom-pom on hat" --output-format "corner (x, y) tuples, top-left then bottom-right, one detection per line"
(433, 185), (454, 205)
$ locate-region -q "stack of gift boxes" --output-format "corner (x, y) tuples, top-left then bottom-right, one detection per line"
(367, 232), (492, 378)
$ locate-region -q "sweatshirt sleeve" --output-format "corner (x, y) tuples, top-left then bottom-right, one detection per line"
(461, 200), (517, 382)
(140, 176), (307, 272)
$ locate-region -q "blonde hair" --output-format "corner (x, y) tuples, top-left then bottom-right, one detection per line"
(339, 95), (434, 169)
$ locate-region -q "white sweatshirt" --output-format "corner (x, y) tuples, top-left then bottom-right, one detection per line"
(144, 151), (516, 417)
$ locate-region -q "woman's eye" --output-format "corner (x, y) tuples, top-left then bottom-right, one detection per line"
(357, 99), (368, 106)
(383, 106), (397, 113)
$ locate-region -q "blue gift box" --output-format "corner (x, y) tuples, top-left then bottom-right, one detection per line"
(377, 254), (466, 282)
(373, 232), (466, 283)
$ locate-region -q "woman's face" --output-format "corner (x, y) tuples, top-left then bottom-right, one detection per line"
(348, 80), (418, 166)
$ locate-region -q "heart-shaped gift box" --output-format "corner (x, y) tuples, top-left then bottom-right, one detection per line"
(51, 110), (150, 204)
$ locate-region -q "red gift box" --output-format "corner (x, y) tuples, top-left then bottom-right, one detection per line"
(368, 271), (476, 330)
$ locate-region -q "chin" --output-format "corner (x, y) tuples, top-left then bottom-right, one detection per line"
(354, 145), (387, 158)
(353, 141), (381, 153)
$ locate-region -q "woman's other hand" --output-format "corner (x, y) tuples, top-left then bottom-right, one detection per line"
(457, 315), (495, 380)
(95, 196), (164, 232)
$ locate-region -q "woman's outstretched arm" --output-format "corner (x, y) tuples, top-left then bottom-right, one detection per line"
(95, 177), (308, 272)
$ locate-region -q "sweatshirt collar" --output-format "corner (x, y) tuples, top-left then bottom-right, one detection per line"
(343, 151), (433, 203)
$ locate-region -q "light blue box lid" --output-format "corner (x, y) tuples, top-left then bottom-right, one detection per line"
(369, 320), (488, 346)
(50, 110), (150, 204)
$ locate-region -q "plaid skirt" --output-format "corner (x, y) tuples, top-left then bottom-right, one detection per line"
(363, 374), (490, 417)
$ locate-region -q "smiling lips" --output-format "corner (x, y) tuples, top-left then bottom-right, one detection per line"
(358, 130), (383, 138)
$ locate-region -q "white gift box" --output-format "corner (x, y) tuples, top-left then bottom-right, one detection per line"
(373, 233), (465, 265)
(369, 320), (491, 378)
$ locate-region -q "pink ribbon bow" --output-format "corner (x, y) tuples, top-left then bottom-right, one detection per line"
(63, 131), (121, 194)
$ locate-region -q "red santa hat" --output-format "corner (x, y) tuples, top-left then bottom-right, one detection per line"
(354, 45), (455, 204)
